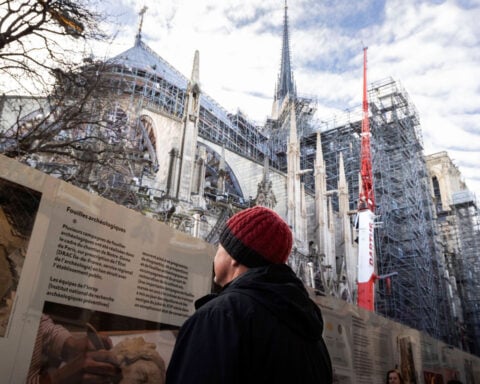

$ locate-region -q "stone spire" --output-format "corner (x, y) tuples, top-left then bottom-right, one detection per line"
(338, 151), (355, 302)
(276, 0), (296, 103)
(287, 103), (306, 251)
(287, 104), (300, 216)
(271, 1), (296, 119)
(338, 152), (348, 203)
(176, 50), (201, 201)
(315, 131), (330, 262)
(255, 156), (277, 209)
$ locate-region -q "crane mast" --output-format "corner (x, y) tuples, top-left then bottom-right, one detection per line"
(357, 47), (376, 311)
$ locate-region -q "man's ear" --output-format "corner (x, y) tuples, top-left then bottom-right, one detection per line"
(231, 259), (249, 277)
(231, 257), (241, 267)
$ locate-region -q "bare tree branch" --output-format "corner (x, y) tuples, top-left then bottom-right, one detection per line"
(0, 0), (108, 96)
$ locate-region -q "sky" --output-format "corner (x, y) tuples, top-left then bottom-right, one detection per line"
(93, 0), (480, 200)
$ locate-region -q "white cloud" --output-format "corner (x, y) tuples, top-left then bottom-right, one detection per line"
(93, 0), (480, 199)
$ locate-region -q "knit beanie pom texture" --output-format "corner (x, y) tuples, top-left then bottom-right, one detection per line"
(219, 206), (293, 268)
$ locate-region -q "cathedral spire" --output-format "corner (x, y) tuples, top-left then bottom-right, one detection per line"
(275, 0), (296, 103)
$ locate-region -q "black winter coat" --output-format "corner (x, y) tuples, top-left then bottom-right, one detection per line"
(166, 264), (332, 384)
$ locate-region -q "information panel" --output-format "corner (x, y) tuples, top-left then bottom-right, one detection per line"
(0, 155), (214, 383)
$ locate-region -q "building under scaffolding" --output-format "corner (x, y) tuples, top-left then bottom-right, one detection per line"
(367, 79), (449, 340)
(1, 3), (479, 357)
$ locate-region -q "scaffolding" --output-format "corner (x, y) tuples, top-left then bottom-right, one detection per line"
(368, 78), (450, 340)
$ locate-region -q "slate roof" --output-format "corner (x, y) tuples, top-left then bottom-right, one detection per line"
(109, 38), (188, 89)
(108, 37), (234, 123)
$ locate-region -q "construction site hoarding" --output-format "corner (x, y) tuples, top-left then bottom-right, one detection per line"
(0, 155), (479, 383)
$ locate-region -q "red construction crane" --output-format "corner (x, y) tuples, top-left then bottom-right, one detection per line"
(357, 47), (376, 311)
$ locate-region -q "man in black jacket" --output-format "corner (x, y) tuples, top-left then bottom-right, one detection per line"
(166, 206), (332, 383)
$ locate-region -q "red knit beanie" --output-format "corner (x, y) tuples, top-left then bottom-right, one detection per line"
(219, 206), (293, 267)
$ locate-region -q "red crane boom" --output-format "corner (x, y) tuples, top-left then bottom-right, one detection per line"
(357, 47), (376, 311)
(359, 47), (375, 212)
